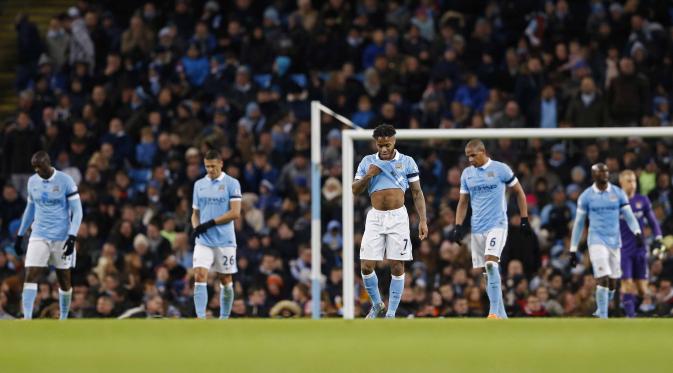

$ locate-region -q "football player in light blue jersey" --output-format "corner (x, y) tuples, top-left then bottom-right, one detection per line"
(15, 151), (83, 320)
(191, 150), (242, 319)
(448, 139), (531, 319)
(569, 163), (642, 319)
(353, 124), (427, 319)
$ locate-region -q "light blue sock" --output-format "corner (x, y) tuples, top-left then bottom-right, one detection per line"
(194, 282), (208, 319)
(59, 288), (72, 320)
(220, 283), (234, 319)
(22, 283), (38, 320)
(485, 262), (503, 316)
(596, 285), (609, 319)
(498, 293), (508, 319)
(385, 274), (405, 318)
(608, 289), (615, 301)
(362, 271), (382, 306)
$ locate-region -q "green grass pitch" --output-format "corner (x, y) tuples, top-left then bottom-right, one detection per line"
(1, 319), (672, 372)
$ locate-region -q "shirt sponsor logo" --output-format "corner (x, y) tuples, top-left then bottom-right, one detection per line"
(470, 184), (498, 193)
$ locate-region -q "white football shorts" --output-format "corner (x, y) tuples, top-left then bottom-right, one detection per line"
(588, 244), (621, 279)
(360, 206), (412, 261)
(193, 244), (238, 274)
(25, 237), (76, 269)
(469, 228), (507, 268)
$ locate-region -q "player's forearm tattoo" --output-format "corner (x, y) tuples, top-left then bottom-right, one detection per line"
(411, 184), (427, 222)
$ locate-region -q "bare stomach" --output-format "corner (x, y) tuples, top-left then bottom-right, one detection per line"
(370, 189), (405, 210)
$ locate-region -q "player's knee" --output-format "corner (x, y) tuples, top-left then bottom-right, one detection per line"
(360, 261), (375, 275)
(25, 268), (41, 283)
(194, 268), (208, 282)
(220, 274), (233, 285)
(485, 261), (498, 270)
(390, 261), (404, 276)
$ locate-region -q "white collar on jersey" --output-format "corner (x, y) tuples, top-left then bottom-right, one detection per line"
(208, 172), (226, 182)
(376, 150), (400, 161)
(38, 168), (57, 182)
(592, 183), (612, 193)
(477, 158), (493, 170)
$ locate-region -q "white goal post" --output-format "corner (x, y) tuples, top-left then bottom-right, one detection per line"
(312, 100), (673, 320)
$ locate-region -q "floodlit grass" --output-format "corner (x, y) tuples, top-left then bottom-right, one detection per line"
(1, 318), (672, 372)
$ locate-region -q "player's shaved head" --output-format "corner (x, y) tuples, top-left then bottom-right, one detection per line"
(591, 162), (609, 186)
(31, 150), (53, 179)
(465, 139), (487, 167)
(31, 150), (50, 165)
(465, 139), (485, 152)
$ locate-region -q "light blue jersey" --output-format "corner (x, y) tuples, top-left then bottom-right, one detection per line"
(576, 183), (631, 248)
(18, 169), (81, 241)
(192, 173), (241, 248)
(354, 151), (419, 195)
(460, 159), (518, 233)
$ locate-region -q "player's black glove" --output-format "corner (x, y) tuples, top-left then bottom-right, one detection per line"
(520, 217), (533, 235)
(635, 233), (644, 248)
(447, 224), (466, 243)
(62, 235), (77, 257)
(570, 252), (579, 268)
(14, 235), (23, 256)
(193, 219), (217, 239)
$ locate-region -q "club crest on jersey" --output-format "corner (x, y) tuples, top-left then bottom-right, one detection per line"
(52, 185), (60, 192)
(395, 163), (403, 170)
(636, 202), (642, 209)
(487, 171), (495, 178)
(609, 194), (617, 201)
(218, 184), (226, 191)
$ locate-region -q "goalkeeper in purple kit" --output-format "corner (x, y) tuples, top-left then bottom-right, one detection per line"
(618, 170), (664, 317)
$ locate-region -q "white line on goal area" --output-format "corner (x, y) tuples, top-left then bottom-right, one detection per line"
(314, 100), (673, 320)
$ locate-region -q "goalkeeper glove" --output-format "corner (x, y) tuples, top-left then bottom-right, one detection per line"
(447, 224), (466, 243)
(520, 217), (533, 235)
(14, 236), (24, 256)
(62, 235), (77, 257)
(193, 219), (217, 239)
(651, 238), (667, 260)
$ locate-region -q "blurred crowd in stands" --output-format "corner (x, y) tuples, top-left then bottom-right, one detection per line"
(2, 0), (673, 319)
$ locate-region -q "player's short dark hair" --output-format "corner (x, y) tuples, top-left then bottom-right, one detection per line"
(372, 124), (396, 139)
(204, 150), (220, 160)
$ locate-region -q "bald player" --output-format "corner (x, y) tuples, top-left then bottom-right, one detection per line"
(570, 163), (642, 319)
(15, 151), (83, 319)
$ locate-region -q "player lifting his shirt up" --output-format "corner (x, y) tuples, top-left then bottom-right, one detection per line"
(352, 124), (427, 319)
(448, 139), (532, 319)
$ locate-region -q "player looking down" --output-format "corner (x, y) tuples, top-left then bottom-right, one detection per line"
(448, 139), (531, 319)
(570, 163), (642, 319)
(15, 151), (83, 319)
(352, 124), (428, 318)
(191, 150), (242, 319)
